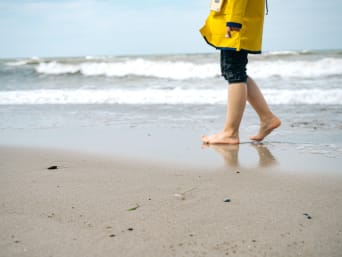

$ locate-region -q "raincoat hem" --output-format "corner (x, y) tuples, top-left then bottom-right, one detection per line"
(203, 36), (261, 54)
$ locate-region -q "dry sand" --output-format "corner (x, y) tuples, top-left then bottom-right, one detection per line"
(1, 146), (342, 257)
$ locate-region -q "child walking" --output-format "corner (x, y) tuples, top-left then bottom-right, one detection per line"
(200, 0), (281, 144)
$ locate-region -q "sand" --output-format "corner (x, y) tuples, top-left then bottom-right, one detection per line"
(1, 145), (342, 257)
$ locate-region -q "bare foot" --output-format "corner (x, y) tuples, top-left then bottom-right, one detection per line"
(201, 131), (240, 145)
(250, 116), (281, 142)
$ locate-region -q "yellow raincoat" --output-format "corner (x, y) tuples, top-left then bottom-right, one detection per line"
(200, 0), (265, 53)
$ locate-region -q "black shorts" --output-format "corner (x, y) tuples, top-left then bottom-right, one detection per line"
(220, 50), (248, 83)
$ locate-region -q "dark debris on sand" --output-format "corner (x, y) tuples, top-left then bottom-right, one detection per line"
(47, 165), (58, 170)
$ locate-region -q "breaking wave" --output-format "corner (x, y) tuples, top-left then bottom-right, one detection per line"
(32, 57), (342, 80)
(35, 60), (218, 80)
(1, 88), (341, 105)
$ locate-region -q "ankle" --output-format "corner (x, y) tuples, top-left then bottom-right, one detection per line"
(260, 112), (277, 123)
(222, 128), (239, 138)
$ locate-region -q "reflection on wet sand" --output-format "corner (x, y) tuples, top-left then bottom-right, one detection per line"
(203, 143), (278, 168)
(251, 143), (278, 167)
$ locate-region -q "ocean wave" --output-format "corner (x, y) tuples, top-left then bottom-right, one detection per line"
(6, 57), (41, 66)
(1, 89), (341, 105)
(249, 58), (342, 79)
(32, 57), (342, 80)
(262, 50), (304, 56)
(6, 60), (31, 66)
(35, 60), (218, 80)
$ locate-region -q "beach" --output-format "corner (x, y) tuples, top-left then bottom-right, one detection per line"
(1, 143), (342, 257)
(1, 50), (342, 256)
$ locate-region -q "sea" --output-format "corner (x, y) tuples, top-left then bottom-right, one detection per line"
(0, 50), (342, 167)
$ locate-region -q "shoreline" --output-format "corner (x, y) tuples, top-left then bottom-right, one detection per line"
(1, 145), (342, 257)
(0, 125), (341, 174)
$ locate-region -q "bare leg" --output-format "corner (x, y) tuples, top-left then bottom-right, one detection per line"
(247, 77), (281, 141)
(202, 83), (247, 144)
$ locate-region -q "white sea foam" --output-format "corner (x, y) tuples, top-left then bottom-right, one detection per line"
(249, 58), (342, 79)
(36, 61), (80, 74)
(1, 88), (341, 105)
(34, 57), (342, 80)
(35, 60), (218, 80)
(6, 60), (32, 66)
(263, 50), (302, 56)
(6, 57), (41, 66)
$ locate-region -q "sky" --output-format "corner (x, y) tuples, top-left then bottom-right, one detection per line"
(0, 0), (341, 58)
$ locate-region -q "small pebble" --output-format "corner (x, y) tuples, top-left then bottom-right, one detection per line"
(303, 213), (312, 219)
(224, 198), (231, 203)
(174, 193), (185, 200)
(47, 165), (58, 170)
(128, 228), (134, 231)
(109, 234), (116, 238)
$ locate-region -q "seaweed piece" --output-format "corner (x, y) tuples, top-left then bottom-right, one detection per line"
(127, 204), (140, 211)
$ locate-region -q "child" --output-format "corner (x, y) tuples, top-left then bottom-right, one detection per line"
(200, 0), (281, 144)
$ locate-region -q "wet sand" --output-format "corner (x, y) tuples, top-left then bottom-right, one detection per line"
(1, 145), (342, 257)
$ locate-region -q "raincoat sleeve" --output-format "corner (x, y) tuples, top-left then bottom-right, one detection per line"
(225, 0), (248, 28)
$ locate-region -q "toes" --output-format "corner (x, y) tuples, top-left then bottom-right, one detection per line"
(201, 143), (210, 149)
(201, 135), (210, 144)
(250, 135), (263, 141)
